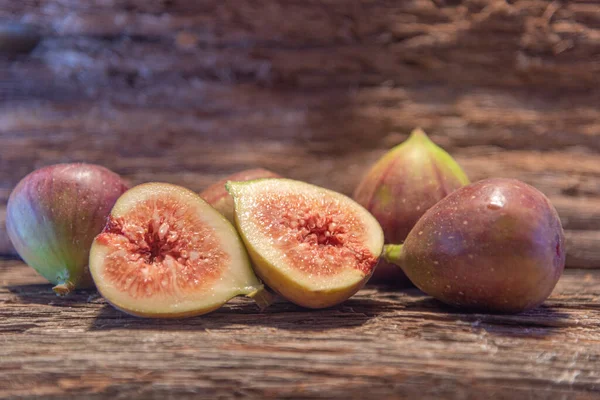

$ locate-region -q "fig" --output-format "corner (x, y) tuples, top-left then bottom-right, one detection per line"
(89, 183), (271, 318)
(384, 178), (565, 313)
(227, 178), (384, 309)
(354, 128), (469, 284)
(6, 163), (129, 295)
(200, 168), (280, 223)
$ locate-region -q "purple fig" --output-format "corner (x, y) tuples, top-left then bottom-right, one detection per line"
(384, 178), (565, 313)
(6, 163), (129, 295)
(200, 168), (281, 223)
(354, 128), (469, 284)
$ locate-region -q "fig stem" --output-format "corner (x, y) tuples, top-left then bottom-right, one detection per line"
(383, 244), (404, 268)
(52, 281), (76, 296)
(247, 286), (277, 311)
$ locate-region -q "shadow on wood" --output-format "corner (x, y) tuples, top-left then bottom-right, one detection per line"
(7, 282), (98, 306)
(88, 299), (385, 332)
(5, 281), (571, 339)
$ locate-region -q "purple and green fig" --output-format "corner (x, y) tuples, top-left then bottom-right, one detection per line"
(384, 178), (565, 313)
(6, 163), (129, 295)
(354, 128), (469, 284)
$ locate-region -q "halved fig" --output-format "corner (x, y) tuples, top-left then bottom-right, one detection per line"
(227, 178), (384, 309)
(89, 183), (270, 318)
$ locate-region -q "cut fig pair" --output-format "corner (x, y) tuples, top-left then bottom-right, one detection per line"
(90, 179), (384, 317)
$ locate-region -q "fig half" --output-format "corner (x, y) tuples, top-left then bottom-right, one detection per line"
(385, 178), (565, 313)
(227, 178), (384, 309)
(89, 183), (270, 318)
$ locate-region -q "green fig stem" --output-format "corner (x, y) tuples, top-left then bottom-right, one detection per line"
(247, 285), (277, 311)
(383, 244), (405, 269)
(410, 127), (428, 140)
(52, 280), (76, 296)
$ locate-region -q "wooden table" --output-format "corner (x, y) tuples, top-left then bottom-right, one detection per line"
(1, 259), (599, 399)
(2, 1), (600, 398)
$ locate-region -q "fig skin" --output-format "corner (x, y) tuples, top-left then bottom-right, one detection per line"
(242, 238), (375, 309)
(6, 163), (129, 295)
(228, 178), (384, 309)
(200, 168), (280, 223)
(385, 178), (565, 313)
(354, 128), (469, 285)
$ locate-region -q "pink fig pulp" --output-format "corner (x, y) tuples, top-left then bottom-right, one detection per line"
(6, 163), (129, 295)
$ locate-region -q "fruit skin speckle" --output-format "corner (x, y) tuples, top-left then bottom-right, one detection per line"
(388, 178), (565, 313)
(354, 129), (469, 285)
(6, 163), (129, 295)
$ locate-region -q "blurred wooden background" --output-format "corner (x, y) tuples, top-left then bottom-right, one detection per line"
(1, 0), (599, 267)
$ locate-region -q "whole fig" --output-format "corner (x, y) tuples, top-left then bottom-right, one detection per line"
(354, 128), (469, 284)
(385, 178), (565, 313)
(6, 163), (129, 295)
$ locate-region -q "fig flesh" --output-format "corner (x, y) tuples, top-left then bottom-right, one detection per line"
(89, 183), (270, 318)
(200, 168), (280, 223)
(227, 178), (384, 309)
(354, 129), (469, 284)
(385, 178), (565, 313)
(6, 163), (129, 295)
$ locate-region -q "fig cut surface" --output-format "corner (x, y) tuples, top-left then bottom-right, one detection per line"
(228, 178), (384, 309)
(89, 183), (264, 318)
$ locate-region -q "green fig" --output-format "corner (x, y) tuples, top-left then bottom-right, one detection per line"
(384, 178), (565, 313)
(6, 163), (130, 295)
(354, 128), (469, 284)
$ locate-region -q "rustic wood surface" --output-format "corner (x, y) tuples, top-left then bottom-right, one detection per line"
(1, 259), (600, 399)
(1, 1), (599, 396)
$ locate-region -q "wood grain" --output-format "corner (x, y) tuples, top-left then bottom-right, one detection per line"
(1, 259), (600, 399)
(2, 2), (600, 398)
(0, 0), (599, 267)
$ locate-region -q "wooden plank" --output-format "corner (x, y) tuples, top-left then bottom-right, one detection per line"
(0, 95), (598, 264)
(2, 0), (600, 90)
(565, 230), (600, 269)
(1, 2), (600, 397)
(1, 102), (598, 266)
(1, 259), (600, 398)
